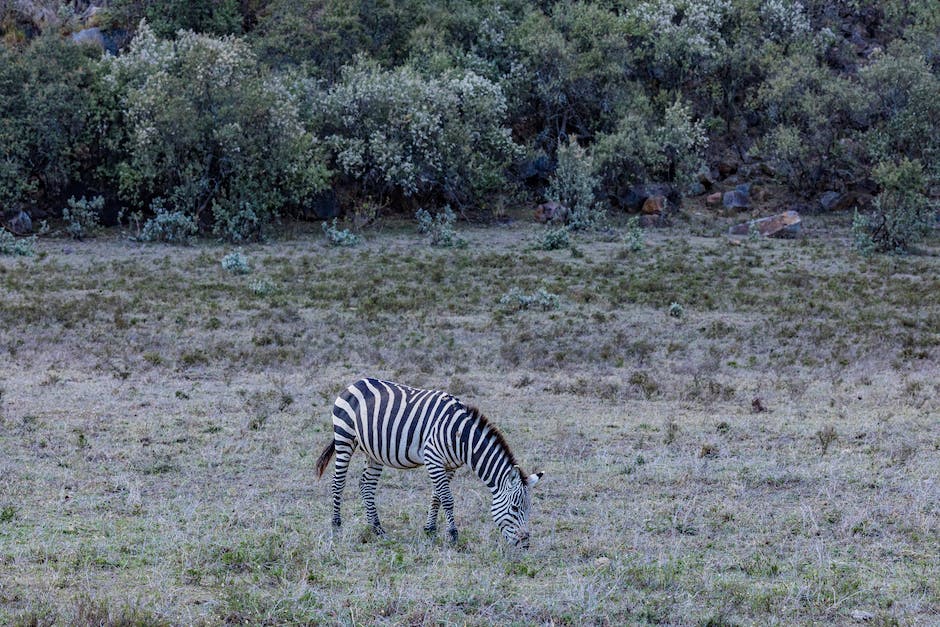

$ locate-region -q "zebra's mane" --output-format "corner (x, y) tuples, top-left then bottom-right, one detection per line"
(462, 403), (521, 474)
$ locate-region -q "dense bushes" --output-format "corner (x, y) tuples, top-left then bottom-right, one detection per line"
(0, 0), (936, 252)
(0, 35), (98, 209)
(313, 60), (519, 208)
(103, 23), (328, 241)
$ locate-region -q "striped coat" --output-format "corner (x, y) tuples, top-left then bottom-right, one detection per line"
(316, 378), (542, 547)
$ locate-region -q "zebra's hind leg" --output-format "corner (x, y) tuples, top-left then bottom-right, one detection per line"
(424, 469), (454, 535)
(428, 465), (458, 544)
(359, 460), (386, 536)
(331, 441), (356, 529)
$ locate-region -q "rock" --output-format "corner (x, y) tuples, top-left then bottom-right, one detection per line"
(820, 190), (868, 213)
(717, 160), (738, 179)
(728, 210), (802, 238)
(697, 166), (716, 189)
(642, 195), (666, 215)
(850, 610), (875, 622)
(594, 557), (611, 569)
(687, 181), (706, 196)
(615, 184), (681, 212)
(723, 189), (750, 210)
(706, 192), (723, 206)
(4, 210), (33, 235)
(535, 201), (569, 224)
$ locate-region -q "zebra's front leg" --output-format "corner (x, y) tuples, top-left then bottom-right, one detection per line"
(424, 470), (454, 535)
(359, 461), (386, 537)
(428, 465), (458, 543)
(330, 442), (356, 529)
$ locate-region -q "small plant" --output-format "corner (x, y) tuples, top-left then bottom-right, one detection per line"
(816, 425), (837, 456)
(415, 206), (467, 248)
(0, 230), (36, 257)
(498, 288), (560, 312)
(62, 195), (103, 240)
(669, 302), (684, 318)
(249, 278), (276, 296)
(221, 251), (251, 275)
(536, 226), (570, 251)
(139, 203), (198, 244)
(0, 505), (14, 523)
(322, 219), (362, 247)
(624, 216), (644, 252)
(663, 419), (679, 444)
(852, 159), (934, 254)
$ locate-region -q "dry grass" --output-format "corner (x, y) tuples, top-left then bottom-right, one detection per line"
(0, 216), (938, 625)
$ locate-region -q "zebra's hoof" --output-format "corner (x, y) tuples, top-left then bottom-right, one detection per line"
(373, 525), (387, 537)
(447, 529), (458, 544)
(423, 525), (437, 535)
(331, 519), (341, 529)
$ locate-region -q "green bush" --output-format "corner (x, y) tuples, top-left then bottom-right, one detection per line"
(0, 230), (36, 257)
(322, 219), (362, 247)
(594, 98), (707, 194)
(313, 59), (519, 209)
(62, 195), (104, 240)
(853, 159), (934, 254)
(102, 23), (329, 241)
(108, 0), (244, 38)
(415, 206), (466, 248)
(859, 45), (940, 184)
(0, 35), (99, 208)
(547, 139), (603, 230)
(753, 53), (866, 191)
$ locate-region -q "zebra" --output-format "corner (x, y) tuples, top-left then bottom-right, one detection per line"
(315, 378), (543, 548)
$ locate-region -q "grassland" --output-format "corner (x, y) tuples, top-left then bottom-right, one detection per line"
(0, 214), (938, 626)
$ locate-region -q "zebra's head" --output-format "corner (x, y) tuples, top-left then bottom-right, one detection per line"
(492, 466), (543, 549)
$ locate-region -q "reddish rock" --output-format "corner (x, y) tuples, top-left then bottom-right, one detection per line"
(706, 192), (722, 206)
(728, 210), (802, 238)
(642, 195), (666, 215)
(535, 202), (569, 224)
(717, 160), (738, 179)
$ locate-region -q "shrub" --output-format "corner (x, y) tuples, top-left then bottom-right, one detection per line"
(853, 159), (934, 254)
(536, 226), (570, 251)
(415, 206), (466, 248)
(499, 288), (560, 312)
(322, 219), (362, 247)
(0, 230), (36, 257)
(669, 302), (685, 318)
(103, 23), (329, 242)
(624, 216), (644, 252)
(859, 45), (940, 184)
(626, 0), (731, 89)
(0, 35), (99, 209)
(221, 251), (250, 274)
(62, 196), (104, 240)
(313, 59), (519, 209)
(594, 98), (708, 195)
(138, 203), (198, 244)
(752, 53), (866, 191)
(547, 139), (603, 230)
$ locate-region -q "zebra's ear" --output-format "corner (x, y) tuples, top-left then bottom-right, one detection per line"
(528, 471), (544, 486)
(509, 465), (524, 488)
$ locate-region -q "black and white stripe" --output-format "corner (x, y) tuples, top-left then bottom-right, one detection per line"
(315, 378), (542, 547)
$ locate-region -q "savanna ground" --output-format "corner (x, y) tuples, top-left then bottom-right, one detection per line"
(0, 213), (938, 626)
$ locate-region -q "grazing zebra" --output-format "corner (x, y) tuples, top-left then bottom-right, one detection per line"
(315, 378), (543, 548)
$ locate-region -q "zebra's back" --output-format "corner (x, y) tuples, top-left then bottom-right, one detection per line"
(331, 378), (460, 469)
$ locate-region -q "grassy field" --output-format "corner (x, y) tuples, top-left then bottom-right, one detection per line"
(0, 214), (938, 626)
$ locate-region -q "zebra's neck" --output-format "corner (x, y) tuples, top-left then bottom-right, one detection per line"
(458, 408), (518, 492)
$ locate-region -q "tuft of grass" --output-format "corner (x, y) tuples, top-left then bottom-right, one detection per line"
(816, 425), (838, 456)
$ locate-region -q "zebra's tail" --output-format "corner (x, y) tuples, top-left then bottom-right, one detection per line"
(315, 439), (336, 479)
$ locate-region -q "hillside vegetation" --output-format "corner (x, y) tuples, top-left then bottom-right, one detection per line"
(1, 0), (938, 249)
